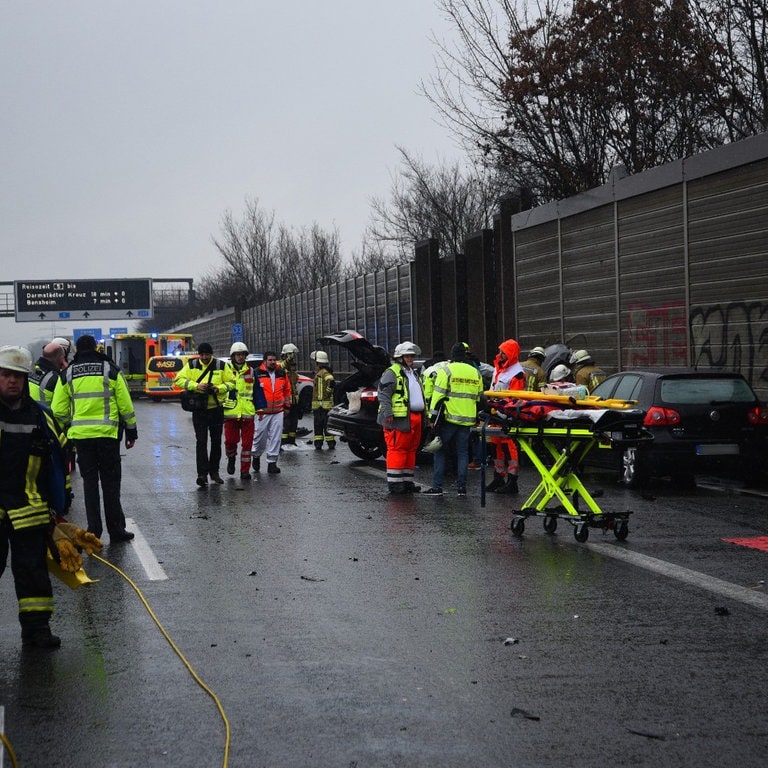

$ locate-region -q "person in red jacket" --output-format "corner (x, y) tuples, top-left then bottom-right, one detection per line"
(486, 338), (525, 494)
(252, 351), (292, 474)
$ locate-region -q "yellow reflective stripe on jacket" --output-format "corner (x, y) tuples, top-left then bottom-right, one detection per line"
(223, 363), (256, 418)
(388, 364), (409, 417)
(311, 369), (334, 409)
(430, 362), (482, 425)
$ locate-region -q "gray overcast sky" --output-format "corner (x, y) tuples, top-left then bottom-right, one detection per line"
(1, 0), (463, 347)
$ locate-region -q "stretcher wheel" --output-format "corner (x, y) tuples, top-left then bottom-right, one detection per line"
(511, 517), (525, 538)
(543, 515), (558, 534)
(574, 523), (589, 543)
(613, 519), (629, 541)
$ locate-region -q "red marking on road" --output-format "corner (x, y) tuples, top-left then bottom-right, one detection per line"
(723, 536), (768, 552)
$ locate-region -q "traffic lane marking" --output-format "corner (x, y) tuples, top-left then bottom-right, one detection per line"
(352, 464), (768, 610)
(588, 543), (768, 612)
(123, 518), (168, 581)
(722, 536), (768, 552)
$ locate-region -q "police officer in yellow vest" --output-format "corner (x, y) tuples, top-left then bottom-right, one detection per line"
(310, 350), (335, 449)
(52, 334), (138, 543)
(423, 343), (483, 497)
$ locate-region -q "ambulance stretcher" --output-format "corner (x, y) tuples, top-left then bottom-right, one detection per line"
(478, 391), (652, 543)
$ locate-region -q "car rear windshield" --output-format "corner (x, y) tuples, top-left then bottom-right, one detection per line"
(660, 378), (755, 405)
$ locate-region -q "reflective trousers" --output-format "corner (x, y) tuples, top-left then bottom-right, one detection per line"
(1, 518), (54, 629)
(384, 412), (423, 489)
(224, 417), (255, 474)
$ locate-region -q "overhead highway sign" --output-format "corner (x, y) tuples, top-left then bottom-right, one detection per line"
(14, 278), (153, 322)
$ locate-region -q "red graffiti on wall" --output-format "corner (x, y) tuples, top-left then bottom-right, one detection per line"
(624, 301), (688, 368)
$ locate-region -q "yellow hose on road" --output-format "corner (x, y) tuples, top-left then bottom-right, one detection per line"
(92, 553), (231, 768)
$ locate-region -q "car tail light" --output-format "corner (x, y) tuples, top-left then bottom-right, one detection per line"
(360, 389), (378, 402)
(748, 404), (768, 425)
(644, 406), (681, 426)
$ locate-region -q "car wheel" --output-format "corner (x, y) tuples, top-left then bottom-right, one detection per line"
(348, 441), (384, 460)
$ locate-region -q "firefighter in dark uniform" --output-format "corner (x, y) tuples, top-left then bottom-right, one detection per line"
(0, 345), (100, 649)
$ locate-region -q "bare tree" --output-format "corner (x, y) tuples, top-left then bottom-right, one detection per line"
(424, 0), (766, 201)
(364, 146), (506, 261)
(210, 197), (277, 306)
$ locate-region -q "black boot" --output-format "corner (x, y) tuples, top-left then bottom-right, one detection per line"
(252, 456), (261, 472)
(496, 475), (519, 494)
(485, 473), (505, 492)
(22, 622), (61, 649)
(403, 481), (421, 494)
(227, 455), (236, 475)
(388, 482), (406, 495)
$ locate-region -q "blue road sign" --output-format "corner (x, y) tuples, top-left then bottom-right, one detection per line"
(109, 327), (129, 335)
(73, 328), (103, 341)
(232, 323), (244, 342)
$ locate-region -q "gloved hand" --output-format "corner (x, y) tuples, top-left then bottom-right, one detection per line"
(71, 528), (103, 555)
(55, 539), (83, 572)
(53, 522), (103, 558)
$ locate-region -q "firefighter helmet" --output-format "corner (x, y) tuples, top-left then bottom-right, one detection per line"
(569, 349), (592, 366)
(281, 343), (298, 356)
(51, 337), (72, 355)
(0, 345), (33, 374)
(229, 342), (249, 355)
(529, 346), (546, 359)
(550, 364), (571, 382)
(393, 341), (421, 358)
(312, 350), (329, 364)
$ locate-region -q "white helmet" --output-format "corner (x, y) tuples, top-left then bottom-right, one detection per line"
(550, 364), (571, 382)
(51, 337), (71, 355)
(281, 343), (298, 356)
(569, 349), (592, 365)
(0, 345), (34, 374)
(422, 434), (443, 453)
(229, 342), (249, 355)
(312, 350), (329, 364)
(529, 346), (546, 359)
(393, 341), (421, 358)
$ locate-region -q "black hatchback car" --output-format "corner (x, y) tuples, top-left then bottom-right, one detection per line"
(320, 331), (392, 460)
(587, 370), (768, 487)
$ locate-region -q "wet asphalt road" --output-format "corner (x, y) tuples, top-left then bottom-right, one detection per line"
(2, 399), (768, 768)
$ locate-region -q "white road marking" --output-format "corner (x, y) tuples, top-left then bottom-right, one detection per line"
(125, 518), (167, 581)
(588, 542), (768, 612)
(354, 465), (385, 480)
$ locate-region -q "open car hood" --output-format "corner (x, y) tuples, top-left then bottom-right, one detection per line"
(318, 330), (391, 367)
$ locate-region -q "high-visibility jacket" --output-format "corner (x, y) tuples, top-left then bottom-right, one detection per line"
(279, 359), (300, 406)
(520, 356), (547, 392)
(377, 363), (425, 432)
(255, 365), (291, 414)
(421, 361), (449, 402)
(29, 358), (62, 407)
(574, 364), (606, 393)
(0, 396), (71, 530)
(52, 352), (138, 440)
(223, 362), (265, 419)
(429, 360), (483, 426)
(175, 357), (234, 409)
(491, 339), (526, 393)
(311, 366), (335, 410)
